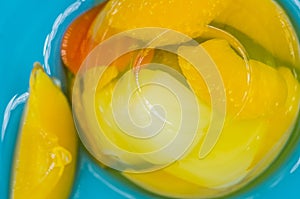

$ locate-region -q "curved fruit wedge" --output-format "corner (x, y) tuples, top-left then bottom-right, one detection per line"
(92, 67), (209, 165)
(123, 170), (215, 198)
(163, 118), (265, 188)
(11, 64), (78, 199)
(61, 3), (107, 73)
(250, 67), (300, 168)
(177, 39), (299, 187)
(89, 0), (232, 44)
(61, 1), (154, 74)
(213, 0), (299, 67)
(179, 39), (288, 119)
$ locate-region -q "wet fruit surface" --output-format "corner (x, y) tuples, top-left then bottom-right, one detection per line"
(11, 64), (78, 199)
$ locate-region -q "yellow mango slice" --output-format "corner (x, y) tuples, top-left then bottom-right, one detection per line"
(250, 67), (300, 168)
(93, 68), (210, 166)
(164, 118), (265, 188)
(122, 116), (266, 192)
(123, 170), (215, 198)
(11, 64), (78, 199)
(213, 0), (299, 67)
(89, 0), (232, 44)
(97, 65), (119, 89)
(77, 66), (142, 165)
(179, 39), (288, 119)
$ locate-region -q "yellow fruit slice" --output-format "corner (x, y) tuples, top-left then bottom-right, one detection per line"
(77, 66), (139, 164)
(122, 116), (266, 191)
(240, 59), (287, 118)
(164, 118), (265, 188)
(93, 68), (209, 166)
(123, 170), (215, 198)
(11, 64), (78, 199)
(178, 39), (248, 112)
(97, 65), (119, 89)
(213, 0), (299, 67)
(179, 39), (288, 119)
(89, 0), (232, 44)
(250, 67), (300, 168)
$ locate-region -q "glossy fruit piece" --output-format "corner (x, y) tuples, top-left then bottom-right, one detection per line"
(93, 67), (208, 164)
(120, 69), (297, 191)
(250, 67), (300, 168)
(61, 3), (106, 74)
(91, 62), (263, 189)
(163, 118), (265, 188)
(123, 170), (215, 198)
(11, 64), (78, 199)
(88, 36), (155, 73)
(123, 112), (265, 190)
(89, 0), (232, 44)
(214, 0), (299, 67)
(61, 1), (154, 74)
(179, 39), (288, 119)
(242, 60), (287, 118)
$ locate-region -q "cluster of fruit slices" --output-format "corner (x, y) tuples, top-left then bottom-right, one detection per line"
(11, 0), (300, 198)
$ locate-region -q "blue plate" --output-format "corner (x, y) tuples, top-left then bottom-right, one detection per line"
(0, 0), (299, 198)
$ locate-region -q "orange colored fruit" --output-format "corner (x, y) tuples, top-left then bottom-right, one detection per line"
(214, 0), (299, 67)
(91, 0), (232, 42)
(179, 39), (288, 119)
(11, 64), (78, 199)
(61, 3), (106, 73)
(61, 1), (154, 74)
(250, 67), (300, 167)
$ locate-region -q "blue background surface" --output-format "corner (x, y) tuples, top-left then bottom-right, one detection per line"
(0, 0), (299, 198)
